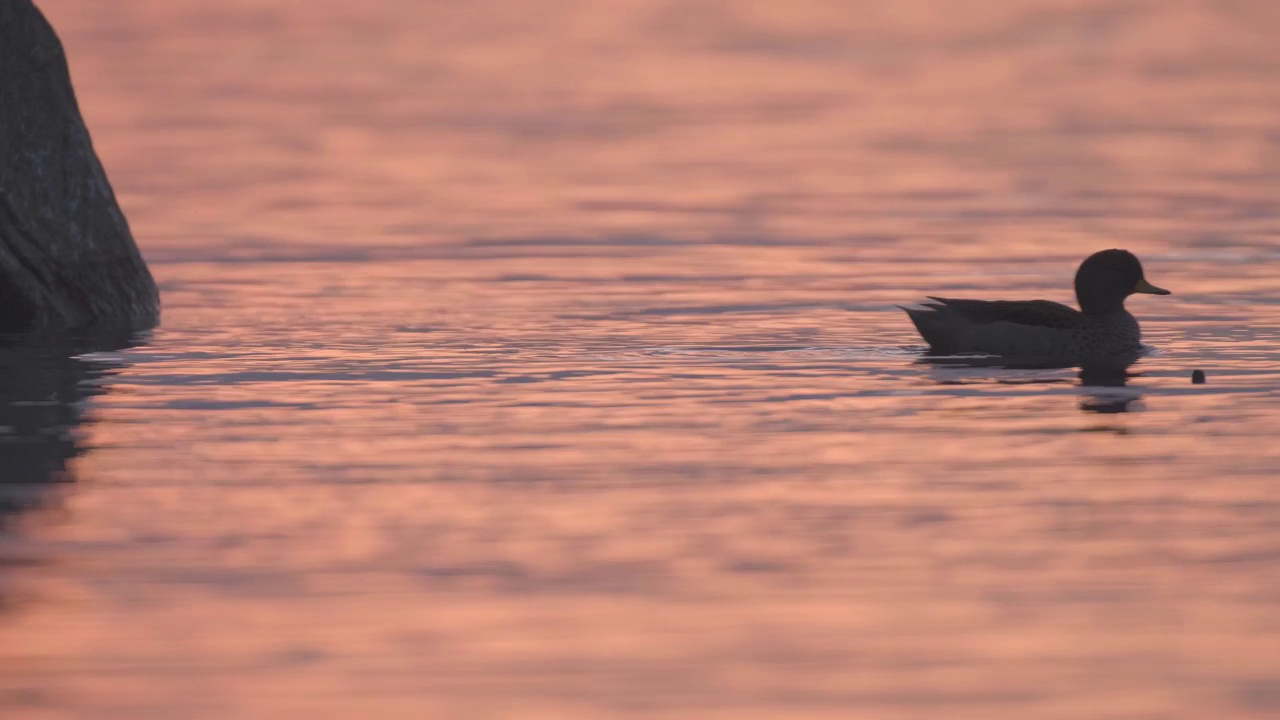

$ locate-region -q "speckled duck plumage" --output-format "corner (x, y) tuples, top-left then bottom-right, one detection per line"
(902, 249), (1170, 361)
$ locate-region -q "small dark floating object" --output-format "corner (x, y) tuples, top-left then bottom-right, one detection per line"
(1191, 370), (1206, 384)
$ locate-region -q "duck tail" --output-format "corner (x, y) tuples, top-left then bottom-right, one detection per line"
(900, 302), (957, 354)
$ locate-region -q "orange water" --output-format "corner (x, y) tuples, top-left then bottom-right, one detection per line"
(3, 1), (1280, 718)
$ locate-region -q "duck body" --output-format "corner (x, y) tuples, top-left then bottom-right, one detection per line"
(902, 249), (1169, 362)
(906, 298), (1141, 359)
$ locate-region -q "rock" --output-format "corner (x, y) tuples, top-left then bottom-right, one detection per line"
(0, 0), (159, 333)
(1191, 369), (1206, 384)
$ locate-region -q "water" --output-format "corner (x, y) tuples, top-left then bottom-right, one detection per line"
(3, 1), (1280, 717)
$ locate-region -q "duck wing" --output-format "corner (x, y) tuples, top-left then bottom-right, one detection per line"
(925, 297), (1081, 329)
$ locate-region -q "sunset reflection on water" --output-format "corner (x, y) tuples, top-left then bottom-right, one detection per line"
(3, 1), (1280, 718)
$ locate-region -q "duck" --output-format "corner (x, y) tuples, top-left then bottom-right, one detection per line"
(902, 249), (1170, 360)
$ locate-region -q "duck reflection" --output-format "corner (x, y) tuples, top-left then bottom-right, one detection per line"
(0, 330), (142, 531)
(916, 354), (1145, 414)
(1077, 363), (1142, 414)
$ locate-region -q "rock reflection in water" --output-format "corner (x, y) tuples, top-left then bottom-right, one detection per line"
(0, 332), (140, 530)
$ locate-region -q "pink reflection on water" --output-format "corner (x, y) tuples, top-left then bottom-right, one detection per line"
(3, 0), (1280, 718)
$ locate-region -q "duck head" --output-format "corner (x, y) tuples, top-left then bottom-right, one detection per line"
(1074, 249), (1170, 314)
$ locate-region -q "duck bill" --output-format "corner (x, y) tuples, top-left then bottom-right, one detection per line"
(1133, 278), (1171, 295)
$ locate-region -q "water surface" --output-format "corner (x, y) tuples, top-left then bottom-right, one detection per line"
(3, 1), (1280, 718)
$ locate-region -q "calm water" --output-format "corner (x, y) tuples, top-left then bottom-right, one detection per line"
(3, 1), (1280, 718)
